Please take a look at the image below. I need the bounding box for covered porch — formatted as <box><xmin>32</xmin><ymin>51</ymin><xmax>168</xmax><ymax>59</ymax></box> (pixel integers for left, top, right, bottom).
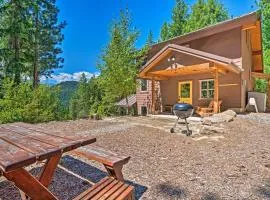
<box><xmin>139</xmin><ymin>44</ymin><xmax>242</xmax><ymax>115</ymax></box>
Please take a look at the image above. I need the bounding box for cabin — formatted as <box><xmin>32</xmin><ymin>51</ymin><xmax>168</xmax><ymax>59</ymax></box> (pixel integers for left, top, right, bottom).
<box><xmin>136</xmin><ymin>11</ymin><xmax>269</xmax><ymax>116</ymax></box>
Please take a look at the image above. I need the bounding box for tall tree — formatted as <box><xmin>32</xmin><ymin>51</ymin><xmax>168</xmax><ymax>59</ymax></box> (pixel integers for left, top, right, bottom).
<box><xmin>185</xmin><ymin>0</ymin><xmax>229</xmax><ymax>33</ymax></box>
<box><xmin>170</xmin><ymin>0</ymin><xmax>188</xmax><ymax>37</ymax></box>
<box><xmin>160</xmin><ymin>22</ymin><xmax>171</xmax><ymax>41</ymax></box>
<box><xmin>258</xmin><ymin>0</ymin><xmax>270</xmax><ymax>73</ymax></box>
<box><xmin>98</xmin><ymin>9</ymin><xmax>144</xmax><ymax>114</ymax></box>
<box><xmin>0</xmin><ymin>0</ymin><xmax>32</xmax><ymax>84</ymax></box>
<box><xmin>29</xmin><ymin>0</ymin><xmax>66</xmax><ymax>88</ymax></box>
<box><xmin>146</xmin><ymin>30</ymin><xmax>154</xmax><ymax>46</ymax></box>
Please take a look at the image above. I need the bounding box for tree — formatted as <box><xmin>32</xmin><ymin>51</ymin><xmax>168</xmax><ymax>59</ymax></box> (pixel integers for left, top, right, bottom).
<box><xmin>98</xmin><ymin>9</ymin><xmax>144</xmax><ymax>114</ymax></box>
<box><xmin>0</xmin><ymin>0</ymin><xmax>32</xmax><ymax>84</ymax></box>
<box><xmin>69</xmin><ymin>73</ymin><xmax>89</xmax><ymax>119</ymax></box>
<box><xmin>170</xmin><ymin>0</ymin><xmax>188</xmax><ymax>37</ymax></box>
<box><xmin>160</xmin><ymin>22</ymin><xmax>171</xmax><ymax>41</ymax></box>
<box><xmin>29</xmin><ymin>0</ymin><xmax>66</xmax><ymax>88</ymax></box>
<box><xmin>259</xmin><ymin>0</ymin><xmax>270</xmax><ymax>73</ymax></box>
<box><xmin>146</xmin><ymin>30</ymin><xmax>154</xmax><ymax>46</ymax></box>
<box><xmin>185</xmin><ymin>0</ymin><xmax>229</xmax><ymax>33</ymax></box>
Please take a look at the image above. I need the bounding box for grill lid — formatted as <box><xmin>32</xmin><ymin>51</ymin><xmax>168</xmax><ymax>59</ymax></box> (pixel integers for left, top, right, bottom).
<box><xmin>173</xmin><ymin>103</ymin><xmax>193</xmax><ymax>111</ymax></box>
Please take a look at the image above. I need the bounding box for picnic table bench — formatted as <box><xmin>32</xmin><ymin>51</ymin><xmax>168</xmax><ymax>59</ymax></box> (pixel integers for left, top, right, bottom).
<box><xmin>72</xmin><ymin>145</ymin><xmax>130</xmax><ymax>181</ymax></box>
<box><xmin>0</xmin><ymin>123</ymin><xmax>134</xmax><ymax>200</ymax></box>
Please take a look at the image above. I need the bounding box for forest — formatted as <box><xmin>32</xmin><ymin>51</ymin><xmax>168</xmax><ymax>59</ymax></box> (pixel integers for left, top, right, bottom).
<box><xmin>0</xmin><ymin>0</ymin><xmax>269</xmax><ymax>124</ymax></box>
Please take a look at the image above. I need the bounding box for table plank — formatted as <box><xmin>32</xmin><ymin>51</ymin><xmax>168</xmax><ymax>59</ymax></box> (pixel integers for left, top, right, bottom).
<box><xmin>14</xmin><ymin>123</ymin><xmax>94</xmax><ymax>146</ymax></box>
<box><xmin>0</xmin><ymin>138</ymin><xmax>36</xmax><ymax>172</ymax></box>
<box><xmin>0</xmin><ymin>127</ymin><xmax>61</xmax><ymax>160</ymax></box>
<box><xmin>2</xmin><ymin>125</ymin><xmax>81</xmax><ymax>152</ymax></box>
<box><xmin>0</xmin><ymin>123</ymin><xmax>96</xmax><ymax>172</ymax></box>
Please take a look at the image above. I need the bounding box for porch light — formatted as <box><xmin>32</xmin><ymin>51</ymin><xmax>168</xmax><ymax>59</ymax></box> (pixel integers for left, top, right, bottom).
<box><xmin>168</xmin><ymin>55</ymin><xmax>176</xmax><ymax>62</ymax></box>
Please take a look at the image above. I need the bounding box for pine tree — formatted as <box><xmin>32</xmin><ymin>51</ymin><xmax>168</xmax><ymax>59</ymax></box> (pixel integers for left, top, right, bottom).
<box><xmin>160</xmin><ymin>22</ymin><xmax>171</xmax><ymax>41</ymax></box>
<box><xmin>185</xmin><ymin>0</ymin><xmax>229</xmax><ymax>33</ymax></box>
<box><xmin>29</xmin><ymin>0</ymin><xmax>66</xmax><ymax>88</ymax></box>
<box><xmin>259</xmin><ymin>0</ymin><xmax>270</xmax><ymax>73</ymax></box>
<box><xmin>170</xmin><ymin>0</ymin><xmax>188</xmax><ymax>37</ymax></box>
<box><xmin>146</xmin><ymin>30</ymin><xmax>154</xmax><ymax>46</ymax></box>
<box><xmin>98</xmin><ymin>9</ymin><xmax>143</xmax><ymax>114</ymax></box>
<box><xmin>0</xmin><ymin>0</ymin><xmax>32</xmax><ymax>84</ymax></box>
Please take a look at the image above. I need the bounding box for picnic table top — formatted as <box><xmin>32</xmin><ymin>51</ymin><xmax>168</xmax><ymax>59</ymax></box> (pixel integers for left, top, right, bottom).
<box><xmin>0</xmin><ymin>122</ymin><xmax>96</xmax><ymax>173</ymax></box>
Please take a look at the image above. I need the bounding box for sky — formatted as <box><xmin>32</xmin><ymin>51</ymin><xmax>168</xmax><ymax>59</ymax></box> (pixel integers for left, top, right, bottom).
<box><xmin>44</xmin><ymin>0</ymin><xmax>257</xmax><ymax>84</ymax></box>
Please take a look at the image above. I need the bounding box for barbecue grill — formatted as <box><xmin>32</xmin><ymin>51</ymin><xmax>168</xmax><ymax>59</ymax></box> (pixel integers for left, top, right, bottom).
<box><xmin>170</xmin><ymin>103</ymin><xmax>194</xmax><ymax>136</ymax></box>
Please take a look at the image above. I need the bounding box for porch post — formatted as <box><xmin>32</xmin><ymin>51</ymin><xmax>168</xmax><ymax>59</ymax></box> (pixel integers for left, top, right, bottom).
<box><xmin>151</xmin><ymin>79</ymin><xmax>156</xmax><ymax>114</ymax></box>
<box><xmin>213</xmin><ymin>68</ymin><xmax>219</xmax><ymax>113</ymax></box>
<box><xmin>266</xmin><ymin>79</ymin><xmax>270</xmax><ymax>109</ymax></box>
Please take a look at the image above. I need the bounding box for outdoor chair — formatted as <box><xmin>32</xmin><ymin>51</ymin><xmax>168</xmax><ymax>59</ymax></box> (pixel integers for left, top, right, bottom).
<box><xmin>196</xmin><ymin>100</ymin><xmax>223</xmax><ymax>117</ymax></box>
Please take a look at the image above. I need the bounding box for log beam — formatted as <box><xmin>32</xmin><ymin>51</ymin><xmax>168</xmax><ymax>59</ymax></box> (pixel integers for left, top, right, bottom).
<box><xmin>151</xmin><ymin>79</ymin><xmax>156</xmax><ymax>114</ymax></box>
<box><xmin>213</xmin><ymin>68</ymin><xmax>219</xmax><ymax>113</ymax></box>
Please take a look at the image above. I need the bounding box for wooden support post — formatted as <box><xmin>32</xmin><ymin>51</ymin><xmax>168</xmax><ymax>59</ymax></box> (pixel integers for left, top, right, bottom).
<box><xmin>151</xmin><ymin>79</ymin><xmax>156</xmax><ymax>114</ymax></box>
<box><xmin>213</xmin><ymin>68</ymin><xmax>219</xmax><ymax>113</ymax></box>
<box><xmin>267</xmin><ymin>79</ymin><xmax>270</xmax><ymax>109</ymax></box>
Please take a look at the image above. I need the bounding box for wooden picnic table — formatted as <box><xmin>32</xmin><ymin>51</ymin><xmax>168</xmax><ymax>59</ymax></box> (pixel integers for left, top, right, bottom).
<box><xmin>0</xmin><ymin>122</ymin><xmax>96</xmax><ymax>200</ymax></box>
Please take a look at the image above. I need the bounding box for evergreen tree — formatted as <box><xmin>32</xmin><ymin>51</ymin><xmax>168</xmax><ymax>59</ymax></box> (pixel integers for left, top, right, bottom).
<box><xmin>69</xmin><ymin>73</ymin><xmax>89</xmax><ymax>119</ymax></box>
<box><xmin>170</xmin><ymin>0</ymin><xmax>188</xmax><ymax>37</ymax></box>
<box><xmin>29</xmin><ymin>0</ymin><xmax>66</xmax><ymax>88</ymax></box>
<box><xmin>98</xmin><ymin>9</ymin><xmax>144</xmax><ymax>114</ymax></box>
<box><xmin>146</xmin><ymin>30</ymin><xmax>154</xmax><ymax>46</ymax></box>
<box><xmin>160</xmin><ymin>22</ymin><xmax>171</xmax><ymax>41</ymax></box>
<box><xmin>185</xmin><ymin>0</ymin><xmax>229</xmax><ymax>33</ymax></box>
<box><xmin>0</xmin><ymin>0</ymin><xmax>32</xmax><ymax>84</ymax></box>
<box><xmin>259</xmin><ymin>0</ymin><xmax>270</xmax><ymax>73</ymax></box>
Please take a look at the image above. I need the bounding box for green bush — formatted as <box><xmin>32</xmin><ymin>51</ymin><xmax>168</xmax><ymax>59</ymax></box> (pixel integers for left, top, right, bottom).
<box><xmin>0</xmin><ymin>79</ymin><xmax>67</xmax><ymax>124</ymax></box>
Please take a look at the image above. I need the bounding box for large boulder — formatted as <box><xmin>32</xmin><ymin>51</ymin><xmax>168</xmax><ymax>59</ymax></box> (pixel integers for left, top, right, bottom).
<box><xmin>202</xmin><ymin>110</ymin><xmax>237</xmax><ymax>124</ymax></box>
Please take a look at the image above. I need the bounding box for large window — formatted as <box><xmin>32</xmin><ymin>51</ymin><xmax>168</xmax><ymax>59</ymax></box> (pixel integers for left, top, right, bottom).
<box><xmin>200</xmin><ymin>79</ymin><xmax>214</xmax><ymax>99</ymax></box>
<box><xmin>141</xmin><ymin>79</ymin><xmax>148</xmax><ymax>91</ymax></box>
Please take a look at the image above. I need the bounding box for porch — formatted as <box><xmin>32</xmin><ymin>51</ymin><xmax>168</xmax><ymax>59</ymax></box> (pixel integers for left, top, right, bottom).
<box><xmin>139</xmin><ymin>44</ymin><xmax>242</xmax><ymax>115</ymax></box>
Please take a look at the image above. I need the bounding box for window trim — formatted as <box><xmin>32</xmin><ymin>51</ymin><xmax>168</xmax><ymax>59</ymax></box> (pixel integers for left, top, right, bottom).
<box><xmin>199</xmin><ymin>79</ymin><xmax>215</xmax><ymax>99</ymax></box>
<box><xmin>140</xmin><ymin>79</ymin><xmax>148</xmax><ymax>92</ymax></box>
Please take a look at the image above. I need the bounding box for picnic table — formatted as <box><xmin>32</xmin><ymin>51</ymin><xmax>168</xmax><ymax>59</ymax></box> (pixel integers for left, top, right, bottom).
<box><xmin>0</xmin><ymin>122</ymin><xmax>96</xmax><ymax>200</ymax></box>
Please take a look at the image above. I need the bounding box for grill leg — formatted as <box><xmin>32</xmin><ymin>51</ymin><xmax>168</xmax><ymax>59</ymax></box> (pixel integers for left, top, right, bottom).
<box><xmin>170</xmin><ymin>116</ymin><xmax>180</xmax><ymax>133</ymax></box>
<box><xmin>184</xmin><ymin>118</ymin><xmax>192</xmax><ymax>136</ymax></box>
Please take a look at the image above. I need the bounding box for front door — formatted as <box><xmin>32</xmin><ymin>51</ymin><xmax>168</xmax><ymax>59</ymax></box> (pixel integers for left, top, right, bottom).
<box><xmin>178</xmin><ymin>81</ymin><xmax>192</xmax><ymax>104</ymax></box>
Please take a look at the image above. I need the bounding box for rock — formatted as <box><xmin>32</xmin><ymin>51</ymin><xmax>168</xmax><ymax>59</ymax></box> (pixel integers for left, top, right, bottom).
<box><xmin>203</xmin><ymin>110</ymin><xmax>237</xmax><ymax>124</ymax></box>
<box><xmin>199</xmin><ymin>125</ymin><xmax>225</xmax><ymax>135</ymax></box>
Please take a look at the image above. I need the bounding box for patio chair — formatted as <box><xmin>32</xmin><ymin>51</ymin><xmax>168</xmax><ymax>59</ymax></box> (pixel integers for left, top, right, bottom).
<box><xmin>196</xmin><ymin>100</ymin><xmax>223</xmax><ymax>117</ymax></box>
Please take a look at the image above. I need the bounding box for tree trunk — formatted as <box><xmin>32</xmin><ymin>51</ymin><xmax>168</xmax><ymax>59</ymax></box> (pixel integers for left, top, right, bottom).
<box><xmin>14</xmin><ymin>36</ymin><xmax>21</xmax><ymax>85</ymax></box>
<box><xmin>33</xmin><ymin>10</ymin><xmax>39</xmax><ymax>88</ymax></box>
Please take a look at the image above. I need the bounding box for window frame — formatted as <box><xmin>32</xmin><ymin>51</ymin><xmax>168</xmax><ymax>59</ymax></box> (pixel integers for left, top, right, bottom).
<box><xmin>140</xmin><ymin>79</ymin><xmax>148</xmax><ymax>92</ymax></box>
<box><xmin>199</xmin><ymin>79</ymin><xmax>215</xmax><ymax>99</ymax></box>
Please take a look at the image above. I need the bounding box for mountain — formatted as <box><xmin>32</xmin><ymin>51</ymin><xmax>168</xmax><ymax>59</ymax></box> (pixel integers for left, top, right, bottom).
<box><xmin>55</xmin><ymin>81</ymin><xmax>79</xmax><ymax>106</ymax></box>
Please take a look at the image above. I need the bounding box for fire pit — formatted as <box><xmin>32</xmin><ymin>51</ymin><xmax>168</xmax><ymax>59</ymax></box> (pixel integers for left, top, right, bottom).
<box><xmin>170</xmin><ymin>103</ymin><xmax>194</xmax><ymax>136</ymax></box>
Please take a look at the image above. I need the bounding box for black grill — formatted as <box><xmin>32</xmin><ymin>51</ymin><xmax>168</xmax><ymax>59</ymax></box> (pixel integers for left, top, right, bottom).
<box><xmin>170</xmin><ymin>103</ymin><xmax>194</xmax><ymax>136</ymax></box>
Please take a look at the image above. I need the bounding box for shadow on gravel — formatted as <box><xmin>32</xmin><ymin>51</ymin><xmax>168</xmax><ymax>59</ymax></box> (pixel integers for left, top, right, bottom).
<box><xmin>61</xmin><ymin>155</ymin><xmax>148</xmax><ymax>199</ymax></box>
<box><xmin>155</xmin><ymin>183</ymin><xmax>187</xmax><ymax>199</ymax></box>
<box><xmin>256</xmin><ymin>179</ymin><xmax>270</xmax><ymax>199</ymax></box>
<box><xmin>0</xmin><ymin>155</ymin><xmax>147</xmax><ymax>200</ymax></box>
<box><xmin>201</xmin><ymin>192</ymin><xmax>221</xmax><ymax>200</ymax></box>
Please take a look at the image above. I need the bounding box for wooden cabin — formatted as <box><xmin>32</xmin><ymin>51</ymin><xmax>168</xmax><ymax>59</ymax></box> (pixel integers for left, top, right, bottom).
<box><xmin>136</xmin><ymin>11</ymin><xmax>268</xmax><ymax>115</ymax></box>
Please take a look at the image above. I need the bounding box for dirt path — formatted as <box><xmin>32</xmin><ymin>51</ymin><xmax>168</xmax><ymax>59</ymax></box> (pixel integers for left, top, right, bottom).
<box><xmin>0</xmin><ymin>116</ymin><xmax>269</xmax><ymax>199</ymax></box>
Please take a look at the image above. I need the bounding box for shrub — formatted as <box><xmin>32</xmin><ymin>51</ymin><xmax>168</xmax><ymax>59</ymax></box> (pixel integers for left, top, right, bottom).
<box><xmin>0</xmin><ymin>79</ymin><xmax>67</xmax><ymax>124</ymax></box>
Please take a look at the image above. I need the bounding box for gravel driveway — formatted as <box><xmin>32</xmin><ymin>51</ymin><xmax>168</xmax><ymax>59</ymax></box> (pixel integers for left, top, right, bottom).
<box><xmin>0</xmin><ymin>115</ymin><xmax>270</xmax><ymax>200</ymax></box>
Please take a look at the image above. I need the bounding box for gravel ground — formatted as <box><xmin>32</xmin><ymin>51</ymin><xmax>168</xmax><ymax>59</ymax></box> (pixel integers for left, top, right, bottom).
<box><xmin>0</xmin><ymin>115</ymin><xmax>270</xmax><ymax>200</ymax></box>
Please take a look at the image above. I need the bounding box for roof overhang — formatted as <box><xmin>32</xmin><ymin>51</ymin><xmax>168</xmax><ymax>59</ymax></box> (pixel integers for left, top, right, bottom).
<box><xmin>139</xmin><ymin>44</ymin><xmax>242</xmax><ymax>79</ymax></box>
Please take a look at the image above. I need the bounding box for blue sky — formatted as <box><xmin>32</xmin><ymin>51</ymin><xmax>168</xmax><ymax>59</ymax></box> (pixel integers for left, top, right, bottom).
<box><xmin>45</xmin><ymin>0</ymin><xmax>257</xmax><ymax>84</ymax></box>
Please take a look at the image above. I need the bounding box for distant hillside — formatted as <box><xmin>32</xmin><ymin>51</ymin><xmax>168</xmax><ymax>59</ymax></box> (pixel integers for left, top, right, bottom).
<box><xmin>55</xmin><ymin>81</ymin><xmax>79</xmax><ymax>106</ymax></box>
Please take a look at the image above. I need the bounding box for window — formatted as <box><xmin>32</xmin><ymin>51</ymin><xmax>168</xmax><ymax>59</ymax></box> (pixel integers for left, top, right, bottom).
<box><xmin>200</xmin><ymin>79</ymin><xmax>214</xmax><ymax>99</ymax></box>
<box><xmin>141</xmin><ymin>79</ymin><xmax>148</xmax><ymax>91</ymax></box>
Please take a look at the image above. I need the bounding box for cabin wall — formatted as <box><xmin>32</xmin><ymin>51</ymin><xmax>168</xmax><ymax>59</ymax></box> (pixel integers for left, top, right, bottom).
<box><xmin>148</xmin><ymin>27</ymin><xmax>242</xmax><ymax>62</ymax></box>
<box><xmin>159</xmin><ymin>72</ymin><xmax>242</xmax><ymax>111</ymax></box>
